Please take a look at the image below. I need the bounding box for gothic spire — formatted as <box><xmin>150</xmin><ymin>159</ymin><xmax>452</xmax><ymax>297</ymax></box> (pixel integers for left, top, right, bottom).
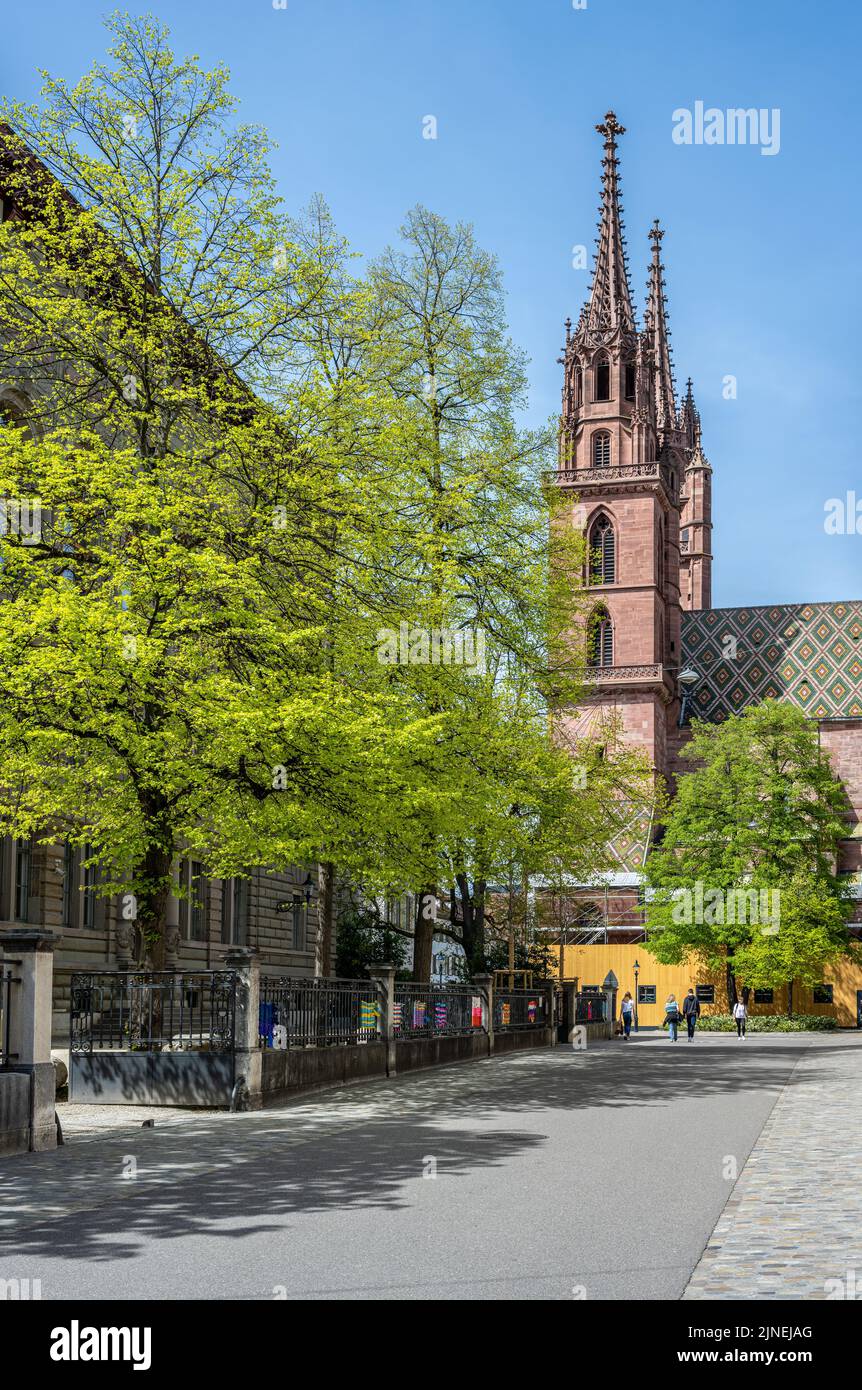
<box><xmin>582</xmin><ymin>112</ymin><xmax>636</xmax><ymax>338</ymax></box>
<box><xmin>679</xmin><ymin>377</ymin><xmax>701</xmax><ymax>451</ymax></box>
<box><xmin>646</xmin><ymin>220</ymin><xmax>677</xmax><ymax>436</ymax></box>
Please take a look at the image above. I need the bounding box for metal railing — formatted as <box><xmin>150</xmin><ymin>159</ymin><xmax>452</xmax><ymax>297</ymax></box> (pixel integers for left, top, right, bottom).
<box><xmin>0</xmin><ymin>965</ymin><xmax>14</xmax><ymax>1066</ymax></box>
<box><xmin>575</xmin><ymin>992</ymin><xmax>608</xmax><ymax>1024</ymax></box>
<box><xmin>393</xmin><ymin>984</ymin><xmax>483</xmax><ymax>1038</ymax></box>
<box><xmin>259</xmin><ymin>976</ymin><xmax>381</xmax><ymax>1048</ymax></box>
<box><xmin>70</xmin><ymin>971</ymin><xmax>237</xmax><ymax>1054</ymax></box>
<box><xmin>494</xmin><ymin>988</ymin><xmax>550</xmax><ymax>1032</ymax></box>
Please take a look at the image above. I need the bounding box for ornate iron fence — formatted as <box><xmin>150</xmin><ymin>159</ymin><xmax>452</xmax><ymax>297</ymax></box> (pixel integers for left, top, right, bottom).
<box><xmin>259</xmin><ymin>976</ymin><xmax>381</xmax><ymax>1048</ymax></box>
<box><xmin>0</xmin><ymin>965</ymin><xmax>14</xmax><ymax>1065</ymax></box>
<box><xmin>393</xmin><ymin>984</ymin><xmax>483</xmax><ymax>1038</ymax></box>
<box><xmin>70</xmin><ymin>971</ymin><xmax>237</xmax><ymax>1053</ymax></box>
<box><xmin>494</xmin><ymin>988</ymin><xmax>551</xmax><ymax>1032</ymax></box>
<box><xmin>575</xmin><ymin>992</ymin><xmax>608</xmax><ymax>1024</ymax></box>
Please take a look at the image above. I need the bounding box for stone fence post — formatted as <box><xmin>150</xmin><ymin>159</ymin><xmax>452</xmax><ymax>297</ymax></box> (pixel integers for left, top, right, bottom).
<box><xmin>473</xmin><ymin>973</ymin><xmax>494</xmax><ymax>1055</ymax></box>
<box><xmin>368</xmin><ymin>963</ymin><xmax>396</xmax><ymax>1076</ymax></box>
<box><xmin>0</xmin><ymin>928</ymin><xmax>60</xmax><ymax>1151</ymax></box>
<box><xmin>225</xmin><ymin>946</ymin><xmax>262</xmax><ymax>1111</ymax></box>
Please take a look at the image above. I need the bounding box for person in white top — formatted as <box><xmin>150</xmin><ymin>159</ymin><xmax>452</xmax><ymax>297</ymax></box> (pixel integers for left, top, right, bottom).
<box><xmin>733</xmin><ymin>999</ymin><xmax>748</xmax><ymax>1038</ymax></box>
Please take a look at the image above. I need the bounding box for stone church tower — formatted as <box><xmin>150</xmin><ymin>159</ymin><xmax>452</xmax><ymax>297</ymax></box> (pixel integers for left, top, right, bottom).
<box><xmin>558</xmin><ymin>112</ymin><xmax>712</xmax><ymax>775</ymax></box>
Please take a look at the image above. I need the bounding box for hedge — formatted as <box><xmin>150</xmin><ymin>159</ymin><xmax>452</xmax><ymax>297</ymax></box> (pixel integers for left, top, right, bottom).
<box><xmin>695</xmin><ymin>1013</ymin><xmax>838</xmax><ymax>1033</ymax></box>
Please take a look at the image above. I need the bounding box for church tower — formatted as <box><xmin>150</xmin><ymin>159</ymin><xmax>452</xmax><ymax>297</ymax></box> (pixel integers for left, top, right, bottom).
<box><xmin>558</xmin><ymin>112</ymin><xmax>697</xmax><ymax>776</ymax></box>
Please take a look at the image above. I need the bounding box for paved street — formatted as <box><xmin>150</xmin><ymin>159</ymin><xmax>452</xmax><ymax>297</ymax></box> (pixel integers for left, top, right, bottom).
<box><xmin>0</xmin><ymin>1032</ymin><xmax>853</xmax><ymax>1300</ymax></box>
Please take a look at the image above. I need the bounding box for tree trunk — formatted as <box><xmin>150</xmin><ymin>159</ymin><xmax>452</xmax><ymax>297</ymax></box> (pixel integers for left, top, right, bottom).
<box><xmin>787</xmin><ymin>980</ymin><xmax>794</xmax><ymax>1018</ymax></box>
<box><xmin>725</xmin><ymin>953</ymin><xmax>738</xmax><ymax>1012</ymax></box>
<box><xmin>454</xmin><ymin>874</ymin><xmax>487</xmax><ymax>975</ymax></box>
<box><xmin>412</xmin><ymin>887</ymin><xmax>436</xmax><ymax>982</ymax></box>
<box><xmin>133</xmin><ymin>844</ymin><xmax>174</xmax><ymax>969</ymax></box>
<box><xmin>317</xmin><ymin>861</ymin><xmax>335</xmax><ymax>977</ymax></box>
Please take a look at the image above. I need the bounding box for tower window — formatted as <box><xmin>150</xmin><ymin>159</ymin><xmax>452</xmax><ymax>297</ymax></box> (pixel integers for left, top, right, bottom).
<box><xmin>624</xmin><ymin>362</ymin><xmax>636</xmax><ymax>400</ymax></box>
<box><xmin>589</xmin><ymin>513</ymin><xmax>615</xmax><ymax>585</ymax></box>
<box><xmin>588</xmin><ymin>606</ymin><xmax>614</xmax><ymax>668</ymax></box>
<box><xmin>594</xmin><ymin>356</ymin><xmax>611</xmax><ymax>402</ymax></box>
<box><xmin>592</xmin><ymin>432</ymin><xmax>611</xmax><ymax>468</ymax></box>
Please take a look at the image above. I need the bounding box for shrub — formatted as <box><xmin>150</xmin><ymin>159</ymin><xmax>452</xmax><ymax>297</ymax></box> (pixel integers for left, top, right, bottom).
<box><xmin>697</xmin><ymin>1013</ymin><xmax>837</xmax><ymax>1033</ymax></box>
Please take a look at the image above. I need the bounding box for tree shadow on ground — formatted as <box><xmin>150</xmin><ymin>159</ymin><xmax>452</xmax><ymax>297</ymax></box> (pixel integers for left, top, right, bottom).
<box><xmin>0</xmin><ymin>1034</ymin><xmax>852</xmax><ymax>1266</ymax></box>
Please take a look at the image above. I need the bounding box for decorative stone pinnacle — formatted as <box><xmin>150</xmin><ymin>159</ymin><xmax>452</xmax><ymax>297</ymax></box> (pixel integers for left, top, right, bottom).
<box><xmin>649</xmin><ymin>219</ymin><xmax>665</xmax><ymax>245</ymax></box>
<box><xmin>596</xmin><ymin>111</ymin><xmax>626</xmax><ymax>142</ymax></box>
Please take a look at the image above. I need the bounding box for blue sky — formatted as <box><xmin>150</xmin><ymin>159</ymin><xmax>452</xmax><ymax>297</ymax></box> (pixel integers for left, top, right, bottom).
<box><xmin>3</xmin><ymin>0</ymin><xmax>861</xmax><ymax>607</ymax></box>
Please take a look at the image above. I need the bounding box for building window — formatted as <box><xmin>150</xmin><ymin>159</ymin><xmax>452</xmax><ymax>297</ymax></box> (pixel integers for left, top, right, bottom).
<box><xmin>179</xmin><ymin>860</ymin><xmax>208</xmax><ymax>942</ymax></box>
<box><xmin>588</xmin><ymin>605</ymin><xmax>613</xmax><ymax>667</ymax></box>
<box><xmin>221</xmin><ymin>877</ymin><xmax>249</xmax><ymax>946</ymax></box>
<box><xmin>589</xmin><ymin>513</ymin><xmax>615</xmax><ymax>585</ymax></box>
<box><xmin>291</xmin><ymin>894</ymin><xmax>304</xmax><ymax>950</ymax></box>
<box><xmin>624</xmin><ymin>362</ymin><xmax>636</xmax><ymax>400</ymax></box>
<box><xmin>753</xmin><ymin>989</ymin><xmax>774</xmax><ymax>1004</ymax></box>
<box><xmin>638</xmin><ymin>985</ymin><xmax>657</xmax><ymax>1004</ymax></box>
<box><xmin>82</xmin><ymin>845</ymin><xmax>98</xmax><ymax>929</ymax></box>
<box><xmin>695</xmin><ymin>985</ymin><xmax>715</xmax><ymax>1003</ymax></box>
<box><xmin>62</xmin><ymin>842</ymin><xmax>78</xmax><ymax>929</ymax></box>
<box><xmin>592</xmin><ymin>431</ymin><xmax>611</xmax><ymax>468</ymax></box>
<box><xmin>594</xmin><ymin>356</ymin><xmax>611</xmax><ymax>402</ymax></box>
<box><xmin>813</xmin><ymin>984</ymin><xmax>833</xmax><ymax>1004</ymax></box>
<box><xmin>14</xmin><ymin>839</ymin><xmax>31</xmax><ymax>923</ymax></box>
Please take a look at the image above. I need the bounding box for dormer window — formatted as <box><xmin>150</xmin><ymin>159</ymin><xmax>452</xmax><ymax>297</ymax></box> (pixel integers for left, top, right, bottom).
<box><xmin>594</xmin><ymin>355</ymin><xmax>611</xmax><ymax>402</ymax></box>
<box><xmin>592</xmin><ymin>431</ymin><xmax>611</xmax><ymax>468</ymax></box>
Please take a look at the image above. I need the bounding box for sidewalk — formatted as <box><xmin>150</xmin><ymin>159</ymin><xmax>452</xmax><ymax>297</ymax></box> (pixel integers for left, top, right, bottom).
<box><xmin>683</xmin><ymin>1032</ymin><xmax>862</xmax><ymax>1299</ymax></box>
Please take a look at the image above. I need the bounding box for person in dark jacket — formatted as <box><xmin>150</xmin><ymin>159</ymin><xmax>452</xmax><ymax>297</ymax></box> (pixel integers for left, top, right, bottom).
<box><xmin>682</xmin><ymin>988</ymin><xmax>701</xmax><ymax>1041</ymax></box>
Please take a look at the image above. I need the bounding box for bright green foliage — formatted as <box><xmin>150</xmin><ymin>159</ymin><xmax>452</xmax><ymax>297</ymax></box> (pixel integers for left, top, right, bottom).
<box><xmin>0</xmin><ymin>14</ymin><xmax>653</xmax><ymax>975</ymax></box>
<box><xmin>645</xmin><ymin>701</ymin><xmax>855</xmax><ymax>1002</ymax></box>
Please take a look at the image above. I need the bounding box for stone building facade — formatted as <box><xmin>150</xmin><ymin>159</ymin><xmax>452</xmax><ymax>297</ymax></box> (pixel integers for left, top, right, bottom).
<box><xmin>556</xmin><ymin>112</ymin><xmax>862</xmax><ymax>951</ymax></box>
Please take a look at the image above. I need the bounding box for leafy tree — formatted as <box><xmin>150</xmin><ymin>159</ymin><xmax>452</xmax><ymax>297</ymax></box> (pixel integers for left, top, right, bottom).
<box><xmin>0</xmin><ymin>16</ymin><xmax>420</xmax><ymax>965</ymax></box>
<box><xmin>333</xmin><ymin>899</ymin><xmax>408</xmax><ymax>981</ymax></box>
<box><xmin>645</xmin><ymin>701</ymin><xmax>855</xmax><ymax>1010</ymax></box>
<box><xmin>364</xmin><ymin>207</ymin><xmax>591</xmax><ymax>977</ymax></box>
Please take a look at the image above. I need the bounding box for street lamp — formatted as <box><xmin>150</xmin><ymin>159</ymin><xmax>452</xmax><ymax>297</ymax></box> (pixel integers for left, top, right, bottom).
<box><xmin>677</xmin><ymin>667</ymin><xmax>699</xmax><ymax>728</ymax></box>
<box><xmin>633</xmin><ymin>958</ymin><xmax>640</xmax><ymax>1033</ymax></box>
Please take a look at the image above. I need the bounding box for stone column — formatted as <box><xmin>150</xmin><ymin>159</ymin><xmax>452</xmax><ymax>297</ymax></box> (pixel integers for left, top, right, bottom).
<box><xmin>368</xmin><ymin>962</ymin><xmax>395</xmax><ymax>1076</ymax></box>
<box><xmin>561</xmin><ymin>979</ymin><xmax>581</xmax><ymax>1045</ymax></box>
<box><xmin>224</xmin><ymin>946</ymin><xmax>262</xmax><ymax>1111</ymax></box>
<box><xmin>0</xmin><ymin>928</ymin><xmax>60</xmax><ymax>1152</ymax></box>
<box><xmin>473</xmin><ymin>973</ymin><xmax>494</xmax><ymax>1055</ymax></box>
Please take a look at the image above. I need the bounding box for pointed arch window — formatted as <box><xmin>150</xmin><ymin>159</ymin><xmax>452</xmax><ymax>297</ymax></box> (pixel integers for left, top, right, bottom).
<box><xmin>588</xmin><ymin>605</ymin><xmax>614</xmax><ymax>668</ymax></box>
<box><xmin>592</xmin><ymin>432</ymin><xmax>611</xmax><ymax>469</ymax></box>
<box><xmin>594</xmin><ymin>355</ymin><xmax>611</xmax><ymax>402</ymax></box>
<box><xmin>589</xmin><ymin>513</ymin><xmax>615</xmax><ymax>585</ymax></box>
<box><xmin>624</xmin><ymin>361</ymin><xmax>636</xmax><ymax>400</ymax></box>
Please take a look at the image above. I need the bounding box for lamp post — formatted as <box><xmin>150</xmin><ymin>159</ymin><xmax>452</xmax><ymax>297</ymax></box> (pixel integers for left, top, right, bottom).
<box><xmin>677</xmin><ymin>667</ymin><xmax>699</xmax><ymax>728</ymax></box>
<box><xmin>633</xmin><ymin>958</ymin><xmax>640</xmax><ymax>1033</ymax></box>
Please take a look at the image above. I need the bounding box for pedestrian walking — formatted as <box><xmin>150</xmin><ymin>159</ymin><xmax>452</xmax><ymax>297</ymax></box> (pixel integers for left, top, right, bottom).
<box><xmin>620</xmin><ymin>991</ymin><xmax>634</xmax><ymax>1039</ymax></box>
<box><xmin>664</xmin><ymin>993</ymin><xmax>681</xmax><ymax>1041</ymax></box>
<box><xmin>733</xmin><ymin>998</ymin><xmax>748</xmax><ymax>1039</ymax></box>
<box><xmin>682</xmin><ymin>988</ymin><xmax>700</xmax><ymax>1041</ymax></box>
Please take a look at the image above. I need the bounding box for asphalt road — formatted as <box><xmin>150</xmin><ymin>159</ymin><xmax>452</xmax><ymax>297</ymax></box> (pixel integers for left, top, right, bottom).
<box><xmin>0</xmin><ymin>1031</ymin><xmax>820</xmax><ymax>1300</ymax></box>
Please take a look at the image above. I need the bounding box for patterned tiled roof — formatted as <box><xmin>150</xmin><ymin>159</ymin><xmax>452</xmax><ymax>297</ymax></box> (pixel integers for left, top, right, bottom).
<box><xmin>682</xmin><ymin>601</ymin><xmax>862</xmax><ymax>721</ymax></box>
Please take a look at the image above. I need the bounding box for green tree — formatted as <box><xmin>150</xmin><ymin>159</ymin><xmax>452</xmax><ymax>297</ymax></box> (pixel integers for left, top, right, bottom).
<box><xmin>645</xmin><ymin>701</ymin><xmax>855</xmax><ymax>1010</ymax></box>
<box><xmin>0</xmin><ymin>16</ymin><xmax>423</xmax><ymax>965</ymax></box>
<box><xmin>365</xmin><ymin>207</ymin><xmax>589</xmax><ymax>977</ymax></box>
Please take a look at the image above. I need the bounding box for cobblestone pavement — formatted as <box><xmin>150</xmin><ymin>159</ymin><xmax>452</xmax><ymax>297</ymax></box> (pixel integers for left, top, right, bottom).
<box><xmin>684</xmin><ymin>1032</ymin><xmax>862</xmax><ymax>1300</ymax></box>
